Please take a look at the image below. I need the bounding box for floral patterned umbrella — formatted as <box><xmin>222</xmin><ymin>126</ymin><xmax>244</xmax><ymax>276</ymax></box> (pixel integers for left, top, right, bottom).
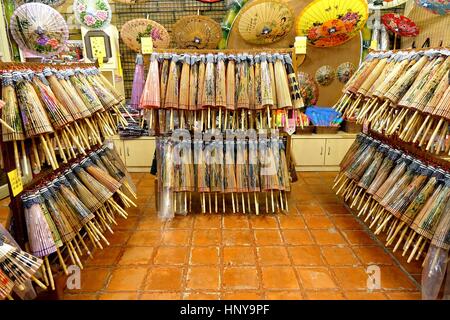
<box><xmin>10</xmin><ymin>3</ymin><xmax>69</xmax><ymax>57</ymax></box>
<box><xmin>336</xmin><ymin>62</ymin><xmax>356</xmax><ymax>84</ymax></box>
<box><xmin>381</xmin><ymin>13</ymin><xmax>420</xmax><ymax>37</ymax></box>
<box><xmin>17</xmin><ymin>0</ymin><xmax>67</xmax><ymax>7</ymax></box>
<box><xmin>297</xmin><ymin>71</ymin><xmax>319</xmax><ymax>106</ymax></box>
<box><xmin>120</xmin><ymin>19</ymin><xmax>170</xmax><ymax>53</ymax></box>
<box><xmin>296</xmin><ymin>0</ymin><xmax>368</xmax><ymax>47</ymax></box>
<box><xmin>415</xmin><ymin>0</ymin><xmax>450</xmax><ymax>15</ymax></box>
<box><xmin>315</xmin><ymin>65</ymin><xmax>335</xmax><ymax>86</ymax></box>
<box><xmin>74</xmin><ymin>0</ymin><xmax>112</xmax><ymax>30</ymax></box>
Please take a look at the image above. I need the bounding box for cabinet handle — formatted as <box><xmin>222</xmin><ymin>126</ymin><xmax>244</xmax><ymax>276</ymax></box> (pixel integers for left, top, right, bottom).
<box><xmin>328</xmin><ymin>147</ymin><xmax>331</xmax><ymax>156</ymax></box>
<box><xmin>127</xmin><ymin>147</ymin><xmax>130</xmax><ymax>157</ymax></box>
<box><xmin>320</xmin><ymin>147</ymin><xmax>323</xmax><ymax>155</ymax></box>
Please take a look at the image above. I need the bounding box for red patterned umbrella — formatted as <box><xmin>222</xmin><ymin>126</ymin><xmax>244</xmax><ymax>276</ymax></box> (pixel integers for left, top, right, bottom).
<box><xmin>381</xmin><ymin>13</ymin><xmax>419</xmax><ymax>37</ymax></box>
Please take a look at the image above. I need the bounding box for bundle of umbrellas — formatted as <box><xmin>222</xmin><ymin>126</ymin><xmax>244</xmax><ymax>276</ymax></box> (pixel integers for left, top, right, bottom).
<box><xmin>18</xmin><ymin>143</ymin><xmax>136</xmax><ymax>291</ymax></box>
<box><xmin>156</xmin><ymin>132</ymin><xmax>290</xmax><ymax>218</ymax></box>
<box><xmin>333</xmin><ymin>133</ymin><xmax>450</xmax><ymax>266</ymax></box>
<box><xmin>0</xmin><ymin>63</ymin><xmax>129</xmax><ymax>179</ymax></box>
<box><xmin>137</xmin><ymin>51</ymin><xmax>305</xmax><ymax>134</ymax></box>
<box><xmin>334</xmin><ymin>48</ymin><xmax>450</xmax><ymax>155</ymax></box>
<box><xmin>1</xmin><ymin>227</ymin><xmax>43</xmax><ymax>300</ymax></box>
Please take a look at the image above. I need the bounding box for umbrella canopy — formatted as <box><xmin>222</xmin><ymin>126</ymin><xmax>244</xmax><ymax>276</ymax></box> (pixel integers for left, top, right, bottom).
<box><xmin>368</xmin><ymin>0</ymin><xmax>409</xmax><ymax>10</ymax></box>
<box><xmin>297</xmin><ymin>71</ymin><xmax>319</xmax><ymax>106</ymax></box>
<box><xmin>315</xmin><ymin>65</ymin><xmax>335</xmax><ymax>86</ymax></box>
<box><xmin>17</xmin><ymin>0</ymin><xmax>67</xmax><ymax>6</ymax></box>
<box><xmin>336</xmin><ymin>62</ymin><xmax>356</xmax><ymax>84</ymax></box>
<box><xmin>120</xmin><ymin>18</ymin><xmax>170</xmax><ymax>52</ymax></box>
<box><xmin>415</xmin><ymin>0</ymin><xmax>450</xmax><ymax>15</ymax></box>
<box><xmin>73</xmin><ymin>0</ymin><xmax>112</xmax><ymax>30</ymax></box>
<box><xmin>10</xmin><ymin>3</ymin><xmax>69</xmax><ymax>57</ymax></box>
<box><xmin>381</xmin><ymin>13</ymin><xmax>420</xmax><ymax>37</ymax></box>
<box><xmin>237</xmin><ymin>0</ymin><xmax>294</xmax><ymax>45</ymax></box>
<box><xmin>172</xmin><ymin>15</ymin><xmax>221</xmax><ymax>49</ymax></box>
<box><xmin>296</xmin><ymin>0</ymin><xmax>368</xmax><ymax>47</ymax></box>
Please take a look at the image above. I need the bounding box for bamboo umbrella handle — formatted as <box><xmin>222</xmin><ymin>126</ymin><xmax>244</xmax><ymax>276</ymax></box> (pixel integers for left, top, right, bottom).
<box><xmin>39</xmin><ymin>135</ymin><xmax>58</xmax><ymax>170</ymax></box>
<box><xmin>31</xmin><ymin>275</ymin><xmax>48</xmax><ymax>290</ymax></box>
<box><xmin>426</xmin><ymin>118</ymin><xmax>444</xmax><ymax>151</ymax></box>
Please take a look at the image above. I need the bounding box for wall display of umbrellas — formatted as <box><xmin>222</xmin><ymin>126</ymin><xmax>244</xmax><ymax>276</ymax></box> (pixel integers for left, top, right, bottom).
<box><xmin>333</xmin><ymin>132</ymin><xmax>449</xmax><ymax>270</ymax></box>
<box><xmin>0</xmin><ymin>62</ymin><xmax>129</xmax><ymax>181</ymax></box>
<box><xmin>157</xmin><ymin>134</ymin><xmax>290</xmax><ymax>219</ymax></box>
<box><xmin>296</xmin><ymin>0</ymin><xmax>368</xmax><ymax>47</ymax></box>
<box><xmin>172</xmin><ymin>15</ymin><xmax>221</xmax><ymax>49</ymax></box>
<box><xmin>9</xmin><ymin>3</ymin><xmax>69</xmax><ymax>57</ymax></box>
<box><xmin>137</xmin><ymin>50</ymin><xmax>305</xmax><ymax>135</ymax></box>
<box><xmin>120</xmin><ymin>19</ymin><xmax>171</xmax><ymax>53</ymax></box>
<box><xmin>334</xmin><ymin>48</ymin><xmax>450</xmax><ymax>156</ymax></box>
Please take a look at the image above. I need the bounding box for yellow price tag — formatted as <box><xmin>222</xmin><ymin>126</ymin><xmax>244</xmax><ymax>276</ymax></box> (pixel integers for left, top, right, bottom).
<box><xmin>7</xmin><ymin>169</ymin><xmax>23</xmax><ymax>197</ymax></box>
<box><xmin>90</xmin><ymin>37</ymin><xmax>106</xmax><ymax>57</ymax></box>
<box><xmin>370</xmin><ymin>39</ymin><xmax>378</xmax><ymax>50</ymax></box>
<box><xmin>97</xmin><ymin>54</ymin><xmax>104</xmax><ymax>68</ymax></box>
<box><xmin>294</xmin><ymin>36</ymin><xmax>307</xmax><ymax>55</ymax></box>
<box><xmin>141</xmin><ymin>37</ymin><xmax>153</xmax><ymax>54</ymax></box>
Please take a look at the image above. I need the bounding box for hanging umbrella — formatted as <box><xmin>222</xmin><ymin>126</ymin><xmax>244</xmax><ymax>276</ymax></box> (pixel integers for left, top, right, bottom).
<box><xmin>315</xmin><ymin>65</ymin><xmax>335</xmax><ymax>86</ymax></box>
<box><xmin>120</xmin><ymin>19</ymin><xmax>170</xmax><ymax>53</ymax></box>
<box><xmin>172</xmin><ymin>15</ymin><xmax>221</xmax><ymax>49</ymax></box>
<box><xmin>415</xmin><ymin>0</ymin><xmax>450</xmax><ymax>15</ymax></box>
<box><xmin>381</xmin><ymin>13</ymin><xmax>420</xmax><ymax>37</ymax></box>
<box><xmin>296</xmin><ymin>0</ymin><xmax>368</xmax><ymax>47</ymax></box>
<box><xmin>237</xmin><ymin>0</ymin><xmax>294</xmax><ymax>45</ymax></box>
<box><xmin>296</xmin><ymin>72</ymin><xmax>319</xmax><ymax>106</ymax></box>
<box><xmin>17</xmin><ymin>0</ymin><xmax>67</xmax><ymax>7</ymax></box>
<box><xmin>336</xmin><ymin>62</ymin><xmax>356</xmax><ymax>84</ymax></box>
<box><xmin>130</xmin><ymin>54</ymin><xmax>145</xmax><ymax>110</ymax></box>
<box><xmin>73</xmin><ymin>0</ymin><xmax>112</xmax><ymax>30</ymax></box>
<box><xmin>10</xmin><ymin>3</ymin><xmax>69</xmax><ymax>57</ymax></box>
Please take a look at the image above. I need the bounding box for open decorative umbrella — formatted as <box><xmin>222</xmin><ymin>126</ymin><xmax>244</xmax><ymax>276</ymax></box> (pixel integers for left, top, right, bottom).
<box><xmin>368</xmin><ymin>0</ymin><xmax>409</xmax><ymax>10</ymax></box>
<box><xmin>315</xmin><ymin>65</ymin><xmax>335</xmax><ymax>86</ymax></box>
<box><xmin>381</xmin><ymin>13</ymin><xmax>419</xmax><ymax>43</ymax></box>
<box><xmin>18</xmin><ymin>0</ymin><xmax>67</xmax><ymax>6</ymax></box>
<box><xmin>415</xmin><ymin>0</ymin><xmax>450</xmax><ymax>15</ymax></box>
<box><xmin>10</xmin><ymin>3</ymin><xmax>69</xmax><ymax>57</ymax></box>
<box><xmin>336</xmin><ymin>62</ymin><xmax>356</xmax><ymax>84</ymax></box>
<box><xmin>296</xmin><ymin>0</ymin><xmax>368</xmax><ymax>47</ymax></box>
<box><xmin>74</xmin><ymin>0</ymin><xmax>112</xmax><ymax>30</ymax></box>
<box><xmin>120</xmin><ymin>19</ymin><xmax>170</xmax><ymax>52</ymax></box>
<box><xmin>237</xmin><ymin>0</ymin><xmax>294</xmax><ymax>45</ymax></box>
<box><xmin>172</xmin><ymin>15</ymin><xmax>221</xmax><ymax>49</ymax></box>
<box><xmin>297</xmin><ymin>71</ymin><xmax>319</xmax><ymax>107</ymax></box>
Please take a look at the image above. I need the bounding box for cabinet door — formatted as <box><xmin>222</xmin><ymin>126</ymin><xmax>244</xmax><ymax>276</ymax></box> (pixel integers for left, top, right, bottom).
<box><xmin>292</xmin><ymin>139</ymin><xmax>326</xmax><ymax>166</ymax></box>
<box><xmin>124</xmin><ymin>139</ymin><xmax>155</xmax><ymax>167</ymax></box>
<box><xmin>112</xmin><ymin>140</ymin><xmax>126</xmax><ymax>163</ymax></box>
<box><xmin>325</xmin><ymin>138</ymin><xmax>355</xmax><ymax>166</ymax></box>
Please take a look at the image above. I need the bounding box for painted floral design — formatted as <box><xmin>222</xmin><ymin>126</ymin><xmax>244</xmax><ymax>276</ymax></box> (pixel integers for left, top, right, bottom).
<box><xmin>137</xmin><ymin>24</ymin><xmax>163</xmax><ymax>43</ymax></box>
<box><xmin>381</xmin><ymin>13</ymin><xmax>419</xmax><ymax>37</ymax></box>
<box><xmin>302</xmin><ymin>10</ymin><xmax>363</xmax><ymax>47</ymax></box>
<box><xmin>297</xmin><ymin>72</ymin><xmax>319</xmax><ymax>106</ymax></box>
<box><xmin>75</xmin><ymin>0</ymin><xmax>111</xmax><ymax>29</ymax></box>
<box><xmin>415</xmin><ymin>0</ymin><xmax>450</xmax><ymax>15</ymax></box>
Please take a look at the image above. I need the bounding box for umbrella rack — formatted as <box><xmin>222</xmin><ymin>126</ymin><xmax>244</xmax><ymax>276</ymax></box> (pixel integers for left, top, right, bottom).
<box><xmin>333</xmin><ymin>129</ymin><xmax>449</xmax><ymax>272</ymax></box>
<box><xmin>333</xmin><ymin>47</ymin><xmax>450</xmax><ymax>156</ymax></box>
<box><xmin>0</xmin><ymin>61</ymin><xmax>136</xmax><ymax>299</ymax></box>
<box><xmin>138</xmin><ymin>48</ymin><xmax>299</xmax><ymax>218</ymax></box>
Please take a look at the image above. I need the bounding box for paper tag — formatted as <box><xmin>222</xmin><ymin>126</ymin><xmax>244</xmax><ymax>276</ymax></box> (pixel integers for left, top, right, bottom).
<box><xmin>141</xmin><ymin>37</ymin><xmax>153</xmax><ymax>54</ymax></box>
<box><xmin>294</xmin><ymin>36</ymin><xmax>307</xmax><ymax>55</ymax></box>
<box><xmin>97</xmin><ymin>54</ymin><xmax>104</xmax><ymax>68</ymax></box>
<box><xmin>7</xmin><ymin>169</ymin><xmax>23</xmax><ymax>197</ymax></box>
<box><xmin>370</xmin><ymin>39</ymin><xmax>378</xmax><ymax>50</ymax></box>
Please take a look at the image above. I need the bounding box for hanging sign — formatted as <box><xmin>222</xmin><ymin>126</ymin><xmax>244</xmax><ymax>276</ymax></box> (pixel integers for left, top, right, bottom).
<box><xmin>141</xmin><ymin>37</ymin><xmax>154</xmax><ymax>54</ymax></box>
<box><xmin>294</xmin><ymin>36</ymin><xmax>307</xmax><ymax>55</ymax></box>
<box><xmin>90</xmin><ymin>36</ymin><xmax>106</xmax><ymax>67</ymax></box>
<box><xmin>7</xmin><ymin>169</ymin><xmax>23</xmax><ymax>197</ymax></box>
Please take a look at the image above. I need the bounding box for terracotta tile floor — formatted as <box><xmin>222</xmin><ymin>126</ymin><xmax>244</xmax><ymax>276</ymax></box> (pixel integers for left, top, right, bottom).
<box><xmin>2</xmin><ymin>172</ymin><xmax>422</xmax><ymax>300</ymax></box>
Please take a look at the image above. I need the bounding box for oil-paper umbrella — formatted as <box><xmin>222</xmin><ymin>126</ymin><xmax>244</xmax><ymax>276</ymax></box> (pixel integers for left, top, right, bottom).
<box><xmin>382</xmin><ymin>13</ymin><xmax>419</xmax><ymax>48</ymax></box>
<box><xmin>415</xmin><ymin>0</ymin><xmax>450</xmax><ymax>15</ymax></box>
<box><xmin>74</xmin><ymin>0</ymin><xmax>112</xmax><ymax>30</ymax></box>
<box><xmin>120</xmin><ymin>19</ymin><xmax>170</xmax><ymax>53</ymax></box>
<box><xmin>10</xmin><ymin>3</ymin><xmax>69</xmax><ymax>57</ymax></box>
<box><xmin>237</xmin><ymin>0</ymin><xmax>294</xmax><ymax>45</ymax></box>
<box><xmin>296</xmin><ymin>0</ymin><xmax>368</xmax><ymax>47</ymax></box>
<box><xmin>172</xmin><ymin>15</ymin><xmax>221</xmax><ymax>49</ymax></box>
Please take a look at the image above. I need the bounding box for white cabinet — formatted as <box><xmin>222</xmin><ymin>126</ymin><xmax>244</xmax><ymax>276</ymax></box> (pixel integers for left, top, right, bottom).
<box><xmin>111</xmin><ymin>136</ymin><xmax>155</xmax><ymax>172</ymax></box>
<box><xmin>292</xmin><ymin>132</ymin><xmax>356</xmax><ymax>171</ymax></box>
